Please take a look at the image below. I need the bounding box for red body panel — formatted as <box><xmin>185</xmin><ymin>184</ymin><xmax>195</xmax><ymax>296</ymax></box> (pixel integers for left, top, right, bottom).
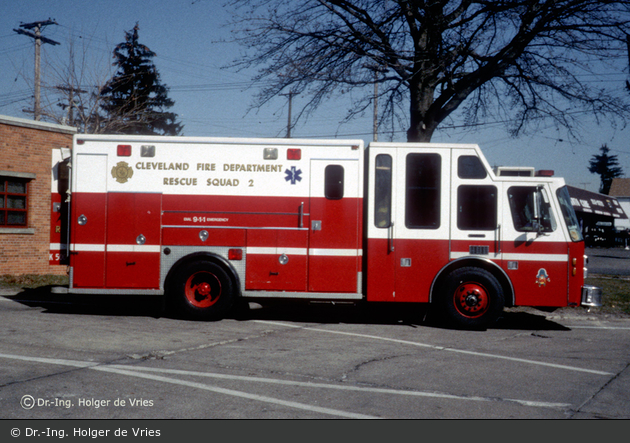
<box><xmin>367</xmin><ymin>238</ymin><xmax>449</xmax><ymax>302</ymax></box>
<box><xmin>70</xmin><ymin>193</ymin><xmax>107</xmax><ymax>288</ymax></box>
<box><xmin>105</xmin><ymin>193</ymin><xmax>162</xmax><ymax>289</ymax></box>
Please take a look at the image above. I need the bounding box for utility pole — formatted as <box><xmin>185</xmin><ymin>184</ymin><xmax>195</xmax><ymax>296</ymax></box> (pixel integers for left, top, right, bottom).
<box><xmin>281</xmin><ymin>91</ymin><xmax>296</xmax><ymax>138</ymax></box>
<box><xmin>14</xmin><ymin>19</ymin><xmax>60</xmax><ymax>121</ymax></box>
<box><xmin>56</xmin><ymin>85</ymin><xmax>87</xmax><ymax>125</ymax></box>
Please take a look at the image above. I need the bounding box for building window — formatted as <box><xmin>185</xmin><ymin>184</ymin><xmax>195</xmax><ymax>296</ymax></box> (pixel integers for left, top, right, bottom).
<box><xmin>0</xmin><ymin>177</ymin><xmax>28</xmax><ymax>227</ymax></box>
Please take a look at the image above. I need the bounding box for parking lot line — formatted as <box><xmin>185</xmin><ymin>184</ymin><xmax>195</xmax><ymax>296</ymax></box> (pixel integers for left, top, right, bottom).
<box><xmin>254</xmin><ymin>320</ymin><xmax>614</xmax><ymax>376</ymax></box>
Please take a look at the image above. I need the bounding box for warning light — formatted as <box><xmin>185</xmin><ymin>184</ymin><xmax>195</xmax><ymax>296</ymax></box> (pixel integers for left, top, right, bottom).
<box><xmin>228</xmin><ymin>249</ymin><xmax>243</xmax><ymax>260</ymax></box>
<box><xmin>117</xmin><ymin>145</ymin><xmax>132</xmax><ymax>156</ymax></box>
<box><xmin>536</xmin><ymin>170</ymin><xmax>554</xmax><ymax>177</ymax></box>
<box><xmin>287</xmin><ymin>149</ymin><xmax>301</xmax><ymax>160</ymax></box>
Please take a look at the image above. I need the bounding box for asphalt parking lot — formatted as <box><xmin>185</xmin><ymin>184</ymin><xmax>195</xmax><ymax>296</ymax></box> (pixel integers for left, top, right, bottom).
<box><xmin>0</xmin><ymin>248</ymin><xmax>628</xmax><ymax>422</ymax></box>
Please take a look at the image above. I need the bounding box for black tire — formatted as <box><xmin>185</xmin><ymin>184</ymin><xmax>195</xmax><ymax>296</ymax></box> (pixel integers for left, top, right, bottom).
<box><xmin>438</xmin><ymin>267</ymin><xmax>504</xmax><ymax>329</ymax></box>
<box><xmin>167</xmin><ymin>260</ymin><xmax>235</xmax><ymax>321</ymax></box>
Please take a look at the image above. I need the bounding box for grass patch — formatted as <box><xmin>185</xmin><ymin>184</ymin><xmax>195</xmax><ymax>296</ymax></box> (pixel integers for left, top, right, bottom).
<box><xmin>585</xmin><ymin>276</ymin><xmax>630</xmax><ymax>316</ymax></box>
<box><xmin>0</xmin><ymin>274</ymin><xmax>69</xmax><ymax>289</ymax></box>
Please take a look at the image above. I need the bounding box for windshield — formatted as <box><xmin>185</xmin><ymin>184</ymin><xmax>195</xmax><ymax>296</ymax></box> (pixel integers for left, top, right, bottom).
<box><xmin>556</xmin><ymin>186</ymin><xmax>583</xmax><ymax>242</ymax></box>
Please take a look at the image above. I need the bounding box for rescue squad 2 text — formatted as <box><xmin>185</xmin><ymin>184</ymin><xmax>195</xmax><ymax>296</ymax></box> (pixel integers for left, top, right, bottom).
<box><xmin>135</xmin><ymin>162</ymin><xmax>284</xmax><ymax>187</ymax></box>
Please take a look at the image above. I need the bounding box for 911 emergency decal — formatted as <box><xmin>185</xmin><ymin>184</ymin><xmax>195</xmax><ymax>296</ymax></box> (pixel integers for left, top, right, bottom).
<box><xmin>111</xmin><ymin>161</ymin><xmax>134</xmax><ymax>184</ymax></box>
<box><xmin>536</xmin><ymin>268</ymin><xmax>551</xmax><ymax>287</ymax></box>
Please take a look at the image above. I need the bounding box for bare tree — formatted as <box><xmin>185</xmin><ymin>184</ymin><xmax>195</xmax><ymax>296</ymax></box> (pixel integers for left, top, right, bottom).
<box><xmin>228</xmin><ymin>0</ymin><xmax>630</xmax><ymax>142</ymax></box>
<box><xmin>42</xmin><ymin>31</ymin><xmax>114</xmax><ymax>133</ymax></box>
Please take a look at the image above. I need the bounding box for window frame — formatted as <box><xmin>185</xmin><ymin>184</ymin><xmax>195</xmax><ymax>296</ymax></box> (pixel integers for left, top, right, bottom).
<box><xmin>405</xmin><ymin>153</ymin><xmax>441</xmax><ymax>230</ymax></box>
<box><xmin>0</xmin><ymin>176</ymin><xmax>30</xmax><ymax>228</ymax></box>
<box><xmin>324</xmin><ymin>164</ymin><xmax>344</xmax><ymax>200</ymax></box>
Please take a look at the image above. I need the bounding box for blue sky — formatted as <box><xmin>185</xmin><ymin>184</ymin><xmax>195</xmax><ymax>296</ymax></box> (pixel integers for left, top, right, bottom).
<box><xmin>1</xmin><ymin>0</ymin><xmax>629</xmax><ymax>193</ymax></box>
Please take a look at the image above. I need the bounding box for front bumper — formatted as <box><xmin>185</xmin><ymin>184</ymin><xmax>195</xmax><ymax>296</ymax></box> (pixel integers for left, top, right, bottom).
<box><xmin>581</xmin><ymin>285</ymin><xmax>602</xmax><ymax>308</ymax></box>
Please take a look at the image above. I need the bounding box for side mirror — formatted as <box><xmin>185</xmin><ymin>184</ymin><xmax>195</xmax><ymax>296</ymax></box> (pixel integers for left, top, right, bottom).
<box><xmin>532</xmin><ymin>186</ymin><xmax>544</xmax><ymax>234</ymax></box>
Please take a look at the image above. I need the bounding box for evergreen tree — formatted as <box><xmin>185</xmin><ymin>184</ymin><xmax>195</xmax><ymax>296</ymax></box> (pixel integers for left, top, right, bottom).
<box><xmin>588</xmin><ymin>144</ymin><xmax>624</xmax><ymax>195</ymax></box>
<box><xmin>99</xmin><ymin>23</ymin><xmax>182</xmax><ymax>135</ymax></box>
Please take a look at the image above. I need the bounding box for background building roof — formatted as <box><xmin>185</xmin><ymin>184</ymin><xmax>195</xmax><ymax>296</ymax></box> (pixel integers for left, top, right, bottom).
<box><xmin>609</xmin><ymin>178</ymin><xmax>630</xmax><ymax>197</ymax></box>
<box><xmin>567</xmin><ymin>185</ymin><xmax>628</xmax><ymax>220</ymax></box>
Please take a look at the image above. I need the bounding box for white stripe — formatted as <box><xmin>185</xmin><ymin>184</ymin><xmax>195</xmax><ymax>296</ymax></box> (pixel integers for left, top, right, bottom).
<box><xmin>246</xmin><ymin>247</ymin><xmax>307</xmax><ymax>255</ymax></box>
<box><xmin>49</xmin><ymin>243</ymin><xmax>68</xmax><ymax>250</ymax></box>
<box><xmin>70</xmin><ymin>244</ymin><xmax>160</xmax><ymax>253</ymax></box>
<box><xmin>0</xmin><ymin>353</ymin><xmax>571</xmax><ymax>413</ymax></box>
<box><xmin>309</xmin><ymin>248</ymin><xmax>361</xmax><ymax>257</ymax></box>
<box><xmin>0</xmin><ymin>353</ymin><xmax>376</xmax><ymax>419</ymax></box>
<box><xmin>503</xmin><ymin>253</ymin><xmax>568</xmax><ymax>262</ymax></box>
<box><xmin>0</xmin><ymin>353</ymin><xmax>98</xmax><ymax>368</ymax></box>
<box><xmin>71</xmin><ymin>244</ymin><xmax>105</xmax><ymax>252</ymax></box>
<box><xmin>106</xmin><ymin>365</ymin><xmax>571</xmax><ymax>410</ymax></box>
<box><xmin>450</xmin><ymin>251</ymin><xmax>568</xmax><ymax>262</ymax></box>
<box><xmin>106</xmin><ymin>244</ymin><xmax>161</xmax><ymax>253</ymax></box>
<box><xmin>94</xmin><ymin>366</ymin><xmax>380</xmax><ymax>419</ymax></box>
<box><xmin>247</xmin><ymin>247</ymin><xmax>362</xmax><ymax>257</ymax></box>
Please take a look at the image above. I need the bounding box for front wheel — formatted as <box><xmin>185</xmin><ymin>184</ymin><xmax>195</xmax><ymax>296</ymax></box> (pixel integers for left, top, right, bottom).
<box><xmin>168</xmin><ymin>260</ymin><xmax>235</xmax><ymax>321</ymax></box>
<box><xmin>439</xmin><ymin>267</ymin><xmax>504</xmax><ymax>329</ymax></box>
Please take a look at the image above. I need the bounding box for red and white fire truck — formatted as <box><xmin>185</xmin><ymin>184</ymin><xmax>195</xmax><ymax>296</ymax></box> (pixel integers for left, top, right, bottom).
<box><xmin>50</xmin><ymin>135</ymin><xmax>601</xmax><ymax>328</ymax></box>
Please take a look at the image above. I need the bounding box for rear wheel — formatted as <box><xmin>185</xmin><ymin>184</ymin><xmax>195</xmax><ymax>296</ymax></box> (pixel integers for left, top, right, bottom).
<box><xmin>168</xmin><ymin>260</ymin><xmax>235</xmax><ymax>320</ymax></box>
<box><xmin>439</xmin><ymin>267</ymin><xmax>504</xmax><ymax>329</ymax></box>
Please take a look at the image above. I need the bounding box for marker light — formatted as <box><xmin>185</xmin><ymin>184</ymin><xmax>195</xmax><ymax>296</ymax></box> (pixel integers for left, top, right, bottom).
<box><xmin>228</xmin><ymin>249</ymin><xmax>243</xmax><ymax>260</ymax></box>
<box><xmin>287</xmin><ymin>149</ymin><xmax>301</xmax><ymax>160</ymax></box>
<box><xmin>117</xmin><ymin>145</ymin><xmax>132</xmax><ymax>156</ymax></box>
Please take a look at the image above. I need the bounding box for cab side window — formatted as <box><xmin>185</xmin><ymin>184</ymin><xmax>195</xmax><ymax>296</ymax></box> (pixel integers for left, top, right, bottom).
<box><xmin>457</xmin><ymin>185</ymin><xmax>497</xmax><ymax>230</ymax></box>
<box><xmin>508</xmin><ymin>186</ymin><xmax>556</xmax><ymax>232</ymax></box>
<box><xmin>458</xmin><ymin>155</ymin><xmax>487</xmax><ymax>179</ymax></box>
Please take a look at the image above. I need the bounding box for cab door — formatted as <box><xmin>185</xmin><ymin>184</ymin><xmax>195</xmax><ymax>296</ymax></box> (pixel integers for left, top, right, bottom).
<box><xmin>366</xmin><ymin>145</ymin><xmax>450</xmax><ymax>302</ymax></box>
<box><xmin>501</xmin><ymin>184</ymin><xmax>569</xmax><ymax>307</ymax></box>
<box><xmin>449</xmin><ymin>150</ymin><xmax>502</xmax><ymax>263</ymax></box>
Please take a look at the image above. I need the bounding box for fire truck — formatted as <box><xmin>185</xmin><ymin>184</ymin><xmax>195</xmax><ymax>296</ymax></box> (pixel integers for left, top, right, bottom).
<box><xmin>50</xmin><ymin>135</ymin><xmax>602</xmax><ymax>328</ymax></box>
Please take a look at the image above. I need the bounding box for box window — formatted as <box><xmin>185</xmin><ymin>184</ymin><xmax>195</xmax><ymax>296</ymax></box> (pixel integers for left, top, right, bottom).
<box><xmin>325</xmin><ymin>165</ymin><xmax>344</xmax><ymax>200</ymax></box>
<box><xmin>374</xmin><ymin>154</ymin><xmax>392</xmax><ymax>228</ymax></box>
<box><xmin>405</xmin><ymin>153</ymin><xmax>441</xmax><ymax>229</ymax></box>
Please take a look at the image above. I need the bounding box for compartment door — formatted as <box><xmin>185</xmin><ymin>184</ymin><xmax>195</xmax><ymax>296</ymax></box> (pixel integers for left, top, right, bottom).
<box><xmin>70</xmin><ymin>154</ymin><xmax>108</xmax><ymax>288</ymax></box>
<box><xmin>105</xmin><ymin>193</ymin><xmax>162</xmax><ymax>289</ymax></box>
<box><xmin>308</xmin><ymin>159</ymin><xmax>361</xmax><ymax>293</ymax></box>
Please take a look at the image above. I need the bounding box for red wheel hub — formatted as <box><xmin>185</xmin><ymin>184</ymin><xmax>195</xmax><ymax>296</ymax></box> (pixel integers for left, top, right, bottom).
<box><xmin>453</xmin><ymin>282</ymin><xmax>490</xmax><ymax>318</ymax></box>
<box><xmin>185</xmin><ymin>271</ymin><xmax>221</xmax><ymax>308</ymax></box>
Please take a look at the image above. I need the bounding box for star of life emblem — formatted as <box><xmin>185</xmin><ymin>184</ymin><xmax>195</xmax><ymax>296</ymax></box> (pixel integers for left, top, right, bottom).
<box><xmin>285</xmin><ymin>166</ymin><xmax>302</xmax><ymax>185</ymax></box>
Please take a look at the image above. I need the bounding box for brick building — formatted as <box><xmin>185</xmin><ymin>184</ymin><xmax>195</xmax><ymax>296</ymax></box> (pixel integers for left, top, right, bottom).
<box><xmin>0</xmin><ymin>114</ymin><xmax>76</xmax><ymax>276</ymax></box>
